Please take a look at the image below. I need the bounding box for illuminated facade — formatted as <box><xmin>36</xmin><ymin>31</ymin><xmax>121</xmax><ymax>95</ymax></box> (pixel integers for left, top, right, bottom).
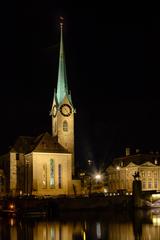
<box><xmin>0</xmin><ymin>20</ymin><xmax>81</xmax><ymax>197</ymax></box>
<box><xmin>106</xmin><ymin>149</ymin><xmax>160</xmax><ymax>193</ymax></box>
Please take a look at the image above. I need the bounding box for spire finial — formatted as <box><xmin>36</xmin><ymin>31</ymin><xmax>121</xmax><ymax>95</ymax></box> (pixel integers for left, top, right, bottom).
<box><xmin>60</xmin><ymin>16</ymin><xmax>64</xmax><ymax>30</ymax></box>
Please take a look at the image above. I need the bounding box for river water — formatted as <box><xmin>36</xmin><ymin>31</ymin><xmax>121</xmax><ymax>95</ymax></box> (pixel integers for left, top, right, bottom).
<box><xmin>0</xmin><ymin>208</ymin><xmax>160</xmax><ymax>239</ymax></box>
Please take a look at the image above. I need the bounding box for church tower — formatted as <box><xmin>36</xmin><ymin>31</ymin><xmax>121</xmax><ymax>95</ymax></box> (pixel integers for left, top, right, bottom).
<box><xmin>50</xmin><ymin>19</ymin><xmax>75</xmax><ymax>175</ymax></box>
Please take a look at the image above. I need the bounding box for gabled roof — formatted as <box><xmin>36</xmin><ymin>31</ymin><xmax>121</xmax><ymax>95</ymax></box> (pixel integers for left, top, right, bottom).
<box><xmin>106</xmin><ymin>165</ymin><xmax>115</xmax><ymax>171</ymax></box>
<box><xmin>140</xmin><ymin>161</ymin><xmax>156</xmax><ymax>167</ymax></box>
<box><xmin>126</xmin><ymin>162</ymin><xmax>138</xmax><ymax>168</ymax></box>
<box><xmin>10</xmin><ymin>132</ymin><xmax>68</xmax><ymax>154</ymax></box>
<box><xmin>32</xmin><ymin>132</ymin><xmax>68</xmax><ymax>153</ymax></box>
<box><xmin>112</xmin><ymin>153</ymin><xmax>160</xmax><ymax>167</ymax></box>
<box><xmin>10</xmin><ymin>136</ymin><xmax>35</xmax><ymax>153</ymax></box>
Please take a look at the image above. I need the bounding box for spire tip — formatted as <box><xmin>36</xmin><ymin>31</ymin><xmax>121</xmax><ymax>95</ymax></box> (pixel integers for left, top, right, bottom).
<box><xmin>60</xmin><ymin>16</ymin><xmax>64</xmax><ymax>29</ymax></box>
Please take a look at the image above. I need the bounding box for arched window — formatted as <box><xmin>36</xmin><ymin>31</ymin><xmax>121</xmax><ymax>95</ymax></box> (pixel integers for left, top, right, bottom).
<box><xmin>63</xmin><ymin>120</ymin><xmax>68</xmax><ymax>132</ymax></box>
<box><xmin>42</xmin><ymin>164</ymin><xmax>47</xmax><ymax>188</ymax></box>
<box><xmin>58</xmin><ymin>164</ymin><xmax>62</xmax><ymax>188</ymax></box>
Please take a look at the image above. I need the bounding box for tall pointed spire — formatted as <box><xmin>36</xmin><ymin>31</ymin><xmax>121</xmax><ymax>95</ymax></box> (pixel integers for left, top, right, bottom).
<box><xmin>56</xmin><ymin>17</ymin><xmax>68</xmax><ymax>105</ymax></box>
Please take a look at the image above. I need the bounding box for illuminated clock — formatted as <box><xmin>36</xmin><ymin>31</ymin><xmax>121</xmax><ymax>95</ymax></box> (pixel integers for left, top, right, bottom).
<box><xmin>52</xmin><ymin>105</ymin><xmax>57</xmax><ymax>117</ymax></box>
<box><xmin>60</xmin><ymin>104</ymin><xmax>72</xmax><ymax>116</ymax></box>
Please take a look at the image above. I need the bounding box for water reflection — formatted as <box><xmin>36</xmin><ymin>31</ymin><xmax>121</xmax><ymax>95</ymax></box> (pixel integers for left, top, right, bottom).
<box><xmin>1</xmin><ymin>208</ymin><xmax>160</xmax><ymax>239</ymax></box>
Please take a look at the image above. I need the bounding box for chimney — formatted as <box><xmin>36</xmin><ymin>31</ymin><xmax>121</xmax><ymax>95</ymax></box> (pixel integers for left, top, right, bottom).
<box><xmin>125</xmin><ymin>147</ymin><xmax>130</xmax><ymax>156</ymax></box>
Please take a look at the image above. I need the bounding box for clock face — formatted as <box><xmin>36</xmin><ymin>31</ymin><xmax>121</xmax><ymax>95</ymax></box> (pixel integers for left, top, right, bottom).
<box><xmin>60</xmin><ymin>104</ymin><xmax>72</xmax><ymax>117</ymax></box>
<box><xmin>52</xmin><ymin>105</ymin><xmax>57</xmax><ymax>117</ymax></box>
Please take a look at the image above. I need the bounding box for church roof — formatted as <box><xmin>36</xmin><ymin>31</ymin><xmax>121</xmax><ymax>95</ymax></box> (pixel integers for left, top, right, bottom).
<box><xmin>55</xmin><ymin>20</ymin><xmax>73</xmax><ymax>107</ymax></box>
<box><xmin>32</xmin><ymin>132</ymin><xmax>68</xmax><ymax>153</ymax></box>
<box><xmin>10</xmin><ymin>136</ymin><xmax>35</xmax><ymax>153</ymax></box>
<box><xmin>10</xmin><ymin>132</ymin><xmax>69</xmax><ymax>154</ymax></box>
<box><xmin>56</xmin><ymin>21</ymin><xmax>68</xmax><ymax>105</ymax></box>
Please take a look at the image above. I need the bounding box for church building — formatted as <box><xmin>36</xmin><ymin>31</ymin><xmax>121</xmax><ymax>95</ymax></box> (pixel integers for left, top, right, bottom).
<box><xmin>0</xmin><ymin>20</ymin><xmax>81</xmax><ymax>197</ymax></box>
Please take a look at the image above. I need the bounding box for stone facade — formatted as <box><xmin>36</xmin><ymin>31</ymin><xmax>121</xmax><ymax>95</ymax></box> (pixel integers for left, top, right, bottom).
<box><xmin>106</xmin><ymin>150</ymin><xmax>160</xmax><ymax>194</ymax></box>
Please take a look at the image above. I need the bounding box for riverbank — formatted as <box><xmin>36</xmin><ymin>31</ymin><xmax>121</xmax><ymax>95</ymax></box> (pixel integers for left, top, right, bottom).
<box><xmin>0</xmin><ymin>194</ymin><xmax>133</xmax><ymax>217</ymax></box>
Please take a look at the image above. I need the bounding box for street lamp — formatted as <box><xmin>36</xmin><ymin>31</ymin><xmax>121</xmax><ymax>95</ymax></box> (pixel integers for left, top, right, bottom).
<box><xmin>95</xmin><ymin>174</ymin><xmax>101</xmax><ymax>181</ymax></box>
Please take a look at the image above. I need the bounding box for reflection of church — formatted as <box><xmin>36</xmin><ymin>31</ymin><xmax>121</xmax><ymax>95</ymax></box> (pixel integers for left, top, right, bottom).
<box><xmin>0</xmin><ymin>20</ymin><xmax>81</xmax><ymax>197</ymax></box>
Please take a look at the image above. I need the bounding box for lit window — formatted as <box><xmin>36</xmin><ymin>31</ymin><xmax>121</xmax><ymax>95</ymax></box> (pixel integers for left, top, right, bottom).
<box><xmin>63</xmin><ymin>120</ymin><xmax>68</xmax><ymax>132</ymax></box>
<box><xmin>155</xmin><ymin>159</ymin><xmax>158</xmax><ymax>164</ymax></box>
<box><xmin>141</xmin><ymin>171</ymin><xmax>145</xmax><ymax>177</ymax></box>
<box><xmin>50</xmin><ymin>159</ymin><xmax>55</xmax><ymax>188</ymax></box>
<box><xmin>154</xmin><ymin>171</ymin><xmax>158</xmax><ymax>177</ymax></box>
<box><xmin>142</xmin><ymin>180</ymin><xmax>146</xmax><ymax>189</ymax></box>
<box><xmin>154</xmin><ymin>179</ymin><xmax>158</xmax><ymax>189</ymax></box>
<box><xmin>120</xmin><ymin>161</ymin><xmax>123</xmax><ymax>167</ymax></box>
<box><xmin>148</xmin><ymin>179</ymin><xmax>152</xmax><ymax>189</ymax></box>
<box><xmin>148</xmin><ymin>171</ymin><xmax>151</xmax><ymax>177</ymax></box>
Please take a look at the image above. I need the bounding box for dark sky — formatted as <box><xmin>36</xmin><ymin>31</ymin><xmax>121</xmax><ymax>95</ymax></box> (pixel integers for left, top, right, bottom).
<box><xmin>1</xmin><ymin>6</ymin><xmax>160</xmax><ymax>168</ymax></box>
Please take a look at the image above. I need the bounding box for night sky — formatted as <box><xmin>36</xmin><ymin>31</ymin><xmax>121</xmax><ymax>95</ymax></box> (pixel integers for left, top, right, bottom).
<box><xmin>1</xmin><ymin>6</ymin><xmax>160</xmax><ymax>169</ymax></box>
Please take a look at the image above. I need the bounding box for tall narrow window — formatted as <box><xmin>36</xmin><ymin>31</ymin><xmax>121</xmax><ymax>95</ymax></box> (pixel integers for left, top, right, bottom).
<box><xmin>58</xmin><ymin>164</ymin><xmax>62</xmax><ymax>188</ymax></box>
<box><xmin>42</xmin><ymin>164</ymin><xmax>47</xmax><ymax>188</ymax></box>
<box><xmin>142</xmin><ymin>180</ymin><xmax>146</xmax><ymax>189</ymax></box>
<box><xmin>148</xmin><ymin>179</ymin><xmax>152</xmax><ymax>189</ymax></box>
<box><xmin>63</xmin><ymin>120</ymin><xmax>68</xmax><ymax>132</ymax></box>
<box><xmin>154</xmin><ymin>179</ymin><xmax>158</xmax><ymax>189</ymax></box>
<box><xmin>16</xmin><ymin>153</ymin><xmax>19</xmax><ymax>160</ymax></box>
<box><xmin>50</xmin><ymin>159</ymin><xmax>55</xmax><ymax>188</ymax></box>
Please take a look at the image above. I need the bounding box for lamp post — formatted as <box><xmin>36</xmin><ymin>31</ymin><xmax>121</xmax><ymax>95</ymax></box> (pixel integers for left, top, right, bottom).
<box><xmin>95</xmin><ymin>174</ymin><xmax>101</xmax><ymax>181</ymax></box>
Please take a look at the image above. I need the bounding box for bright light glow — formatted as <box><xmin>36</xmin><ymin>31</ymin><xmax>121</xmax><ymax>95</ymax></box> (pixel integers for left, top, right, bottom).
<box><xmin>9</xmin><ymin>203</ymin><xmax>15</xmax><ymax>210</ymax></box>
<box><xmin>152</xmin><ymin>215</ymin><xmax>160</xmax><ymax>226</ymax></box>
<box><xmin>10</xmin><ymin>218</ymin><xmax>14</xmax><ymax>227</ymax></box>
<box><xmin>152</xmin><ymin>194</ymin><xmax>160</xmax><ymax>199</ymax></box>
<box><xmin>95</xmin><ymin>174</ymin><xmax>101</xmax><ymax>180</ymax></box>
<box><xmin>116</xmin><ymin>166</ymin><xmax>120</xmax><ymax>170</ymax></box>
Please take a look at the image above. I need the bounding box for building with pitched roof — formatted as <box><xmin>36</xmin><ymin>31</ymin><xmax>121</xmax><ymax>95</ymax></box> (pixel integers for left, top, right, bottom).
<box><xmin>0</xmin><ymin>20</ymin><xmax>81</xmax><ymax>197</ymax></box>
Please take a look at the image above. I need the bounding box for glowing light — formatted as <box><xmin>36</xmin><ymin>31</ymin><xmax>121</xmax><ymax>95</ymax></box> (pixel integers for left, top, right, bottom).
<box><xmin>9</xmin><ymin>203</ymin><xmax>15</xmax><ymax>210</ymax></box>
<box><xmin>10</xmin><ymin>218</ymin><xmax>15</xmax><ymax>227</ymax></box>
<box><xmin>95</xmin><ymin>174</ymin><xmax>101</xmax><ymax>180</ymax></box>
<box><xmin>152</xmin><ymin>194</ymin><xmax>160</xmax><ymax>199</ymax></box>
<box><xmin>152</xmin><ymin>215</ymin><xmax>160</xmax><ymax>226</ymax></box>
